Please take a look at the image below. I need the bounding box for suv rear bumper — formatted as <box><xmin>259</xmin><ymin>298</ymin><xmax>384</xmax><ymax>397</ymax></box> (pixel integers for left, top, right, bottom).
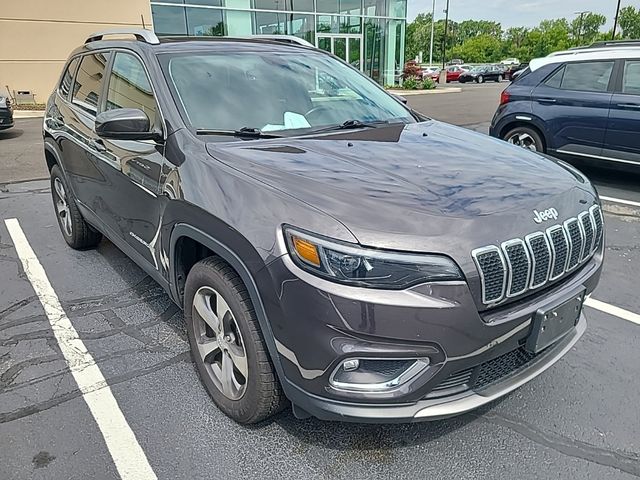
<box><xmin>285</xmin><ymin>315</ymin><xmax>586</xmax><ymax>423</ymax></box>
<box><xmin>0</xmin><ymin>108</ymin><xmax>14</xmax><ymax>130</ymax></box>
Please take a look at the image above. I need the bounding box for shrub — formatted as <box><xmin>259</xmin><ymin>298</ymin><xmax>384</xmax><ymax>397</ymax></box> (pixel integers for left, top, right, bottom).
<box><xmin>402</xmin><ymin>76</ymin><xmax>420</xmax><ymax>90</ymax></box>
<box><xmin>420</xmin><ymin>78</ymin><xmax>436</xmax><ymax>90</ymax></box>
<box><xmin>402</xmin><ymin>60</ymin><xmax>422</xmax><ymax>80</ymax></box>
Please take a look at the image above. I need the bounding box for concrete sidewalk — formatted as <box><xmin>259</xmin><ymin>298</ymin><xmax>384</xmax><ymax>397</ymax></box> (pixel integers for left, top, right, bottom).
<box><xmin>387</xmin><ymin>87</ymin><xmax>462</xmax><ymax>96</ymax></box>
<box><xmin>12</xmin><ymin>110</ymin><xmax>45</xmax><ymax>119</ymax></box>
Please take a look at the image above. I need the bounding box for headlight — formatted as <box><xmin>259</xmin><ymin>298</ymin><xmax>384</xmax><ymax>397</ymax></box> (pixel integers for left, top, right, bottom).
<box><xmin>284</xmin><ymin>227</ymin><xmax>463</xmax><ymax>289</ymax></box>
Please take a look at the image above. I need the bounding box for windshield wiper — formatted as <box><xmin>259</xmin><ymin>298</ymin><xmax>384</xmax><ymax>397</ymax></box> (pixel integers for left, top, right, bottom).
<box><xmin>307</xmin><ymin>119</ymin><xmax>392</xmax><ymax>135</ymax></box>
<box><xmin>196</xmin><ymin>127</ymin><xmax>283</xmax><ymax>139</ymax></box>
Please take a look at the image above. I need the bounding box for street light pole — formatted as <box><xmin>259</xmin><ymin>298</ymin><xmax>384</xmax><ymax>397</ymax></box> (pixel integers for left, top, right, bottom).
<box><xmin>429</xmin><ymin>0</ymin><xmax>436</xmax><ymax>66</ymax></box>
<box><xmin>441</xmin><ymin>0</ymin><xmax>450</xmax><ymax>70</ymax></box>
<box><xmin>612</xmin><ymin>0</ymin><xmax>622</xmax><ymax>40</ymax></box>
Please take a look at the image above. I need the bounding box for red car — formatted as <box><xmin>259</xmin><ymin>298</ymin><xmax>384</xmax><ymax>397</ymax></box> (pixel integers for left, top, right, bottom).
<box><xmin>445</xmin><ymin>65</ymin><xmax>470</xmax><ymax>82</ymax></box>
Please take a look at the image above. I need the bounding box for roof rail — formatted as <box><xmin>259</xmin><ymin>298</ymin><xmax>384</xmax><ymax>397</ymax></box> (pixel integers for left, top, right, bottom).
<box><xmin>588</xmin><ymin>39</ymin><xmax>640</xmax><ymax>48</ymax></box>
<box><xmin>85</xmin><ymin>28</ymin><xmax>160</xmax><ymax>45</ymax></box>
<box><xmin>248</xmin><ymin>35</ymin><xmax>314</xmax><ymax>47</ymax></box>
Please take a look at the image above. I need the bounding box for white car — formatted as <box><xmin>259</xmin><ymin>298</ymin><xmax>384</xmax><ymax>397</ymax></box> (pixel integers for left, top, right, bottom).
<box><xmin>500</xmin><ymin>58</ymin><xmax>520</xmax><ymax>66</ymax></box>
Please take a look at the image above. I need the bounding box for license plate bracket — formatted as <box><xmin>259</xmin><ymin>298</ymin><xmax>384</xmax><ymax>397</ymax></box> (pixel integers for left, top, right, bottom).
<box><xmin>526</xmin><ymin>289</ymin><xmax>585</xmax><ymax>354</ymax></box>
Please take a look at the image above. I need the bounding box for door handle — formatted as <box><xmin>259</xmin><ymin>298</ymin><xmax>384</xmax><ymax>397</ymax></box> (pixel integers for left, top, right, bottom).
<box><xmin>617</xmin><ymin>103</ymin><xmax>640</xmax><ymax>109</ymax></box>
<box><xmin>537</xmin><ymin>98</ymin><xmax>557</xmax><ymax>104</ymax></box>
<box><xmin>90</xmin><ymin>138</ymin><xmax>107</xmax><ymax>152</ymax></box>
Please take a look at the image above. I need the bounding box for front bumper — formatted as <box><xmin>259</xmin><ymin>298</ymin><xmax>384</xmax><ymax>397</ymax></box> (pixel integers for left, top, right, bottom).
<box><xmin>264</xmin><ymin>248</ymin><xmax>602</xmax><ymax>422</ymax></box>
<box><xmin>0</xmin><ymin>108</ymin><xmax>14</xmax><ymax>130</ymax></box>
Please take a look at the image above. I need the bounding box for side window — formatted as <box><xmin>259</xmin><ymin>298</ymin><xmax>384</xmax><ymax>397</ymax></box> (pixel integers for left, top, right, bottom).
<box><xmin>59</xmin><ymin>57</ymin><xmax>79</xmax><ymax>99</ymax></box>
<box><xmin>559</xmin><ymin>61</ymin><xmax>614</xmax><ymax>93</ymax></box>
<box><xmin>72</xmin><ymin>52</ymin><xmax>111</xmax><ymax>115</ymax></box>
<box><xmin>545</xmin><ymin>66</ymin><xmax>565</xmax><ymax>88</ymax></box>
<box><xmin>622</xmin><ymin>60</ymin><xmax>640</xmax><ymax>95</ymax></box>
<box><xmin>105</xmin><ymin>52</ymin><xmax>157</xmax><ymax>128</ymax></box>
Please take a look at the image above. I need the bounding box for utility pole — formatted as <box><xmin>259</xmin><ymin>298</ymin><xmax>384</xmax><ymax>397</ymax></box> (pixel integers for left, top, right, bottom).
<box><xmin>441</xmin><ymin>0</ymin><xmax>450</xmax><ymax>70</ymax></box>
<box><xmin>574</xmin><ymin>11</ymin><xmax>589</xmax><ymax>45</ymax></box>
<box><xmin>429</xmin><ymin>0</ymin><xmax>436</xmax><ymax>66</ymax></box>
<box><xmin>612</xmin><ymin>0</ymin><xmax>622</xmax><ymax>40</ymax></box>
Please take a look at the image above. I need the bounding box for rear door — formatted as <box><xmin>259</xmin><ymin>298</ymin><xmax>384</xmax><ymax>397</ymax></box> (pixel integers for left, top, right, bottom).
<box><xmin>531</xmin><ymin>60</ymin><xmax>615</xmax><ymax>156</ymax></box>
<box><xmin>602</xmin><ymin>59</ymin><xmax>640</xmax><ymax>165</ymax></box>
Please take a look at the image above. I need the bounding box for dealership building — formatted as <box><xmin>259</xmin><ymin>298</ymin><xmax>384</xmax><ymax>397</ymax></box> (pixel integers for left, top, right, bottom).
<box><xmin>1</xmin><ymin>0</ymin><xmax>406</xmax><ymax>103</ymax></box>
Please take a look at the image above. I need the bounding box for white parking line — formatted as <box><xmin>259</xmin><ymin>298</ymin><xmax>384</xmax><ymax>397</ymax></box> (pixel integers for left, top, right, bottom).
<box><xmin>585</xmin><ymin>298</ymin><xmax>640</xmax><ymax>326</ymax></box>
<box><xmin>600</xmin><ymin>195</ymin><xmax>640</xmax><ymax>208</ymax></box>
<box><xmin>4</xmin><ymin>218</ymin><xmax>157</xmax><ymax>480</ymax></box>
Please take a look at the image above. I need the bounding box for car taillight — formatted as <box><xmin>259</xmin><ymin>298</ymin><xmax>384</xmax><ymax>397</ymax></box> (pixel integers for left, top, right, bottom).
<box><xmin>500</xmin><ymin>90</ymin><xmax>511</xmax><ymax>105</ymax></box>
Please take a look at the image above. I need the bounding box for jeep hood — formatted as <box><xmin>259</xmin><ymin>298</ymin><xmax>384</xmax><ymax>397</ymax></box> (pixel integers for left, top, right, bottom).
<box><xmin>205</xmin><ymin>121</ymin><xmax>597</xmax><ymax>256</ymax></box>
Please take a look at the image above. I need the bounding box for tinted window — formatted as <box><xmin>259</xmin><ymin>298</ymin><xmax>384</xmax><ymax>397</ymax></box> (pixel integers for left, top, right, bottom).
<box><xmin>59</xmin><ymin>57</ymin><xmax>79</xmax><ymax>99</ymax></box>
<box><xmin>105</xmin><ymin>52</ymin><xmax>157</xmax><ymax>127</ymax></box>
<box><xmin>72</xmin><ymin>52</ymin><xmax>110</xmax><ymax>115</ymax></box>
<box><xmin>559</xmin><ymin>61</ymin><xmax>614</xmax><ymax>93</ymax></box>
<box><xmin>151</xmin><ymin>5</ymin><xmax>188</xmax><ymax>35</ymax></box>
<box><xmin>544</xmin><ymin>67</ymin><xmax>564</xmax><ymax>88</ymax></box>
<box><xmin>622</xmin><ymin>60</ymin><xmax>640</xmax><ymax>95</ymax></box>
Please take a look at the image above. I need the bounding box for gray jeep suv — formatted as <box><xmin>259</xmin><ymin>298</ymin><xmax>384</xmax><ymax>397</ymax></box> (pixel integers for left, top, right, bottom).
<box><xmin>43</xmin><ymin>29</ymin><xmax>604</xmax><ymax>424</ymax></box>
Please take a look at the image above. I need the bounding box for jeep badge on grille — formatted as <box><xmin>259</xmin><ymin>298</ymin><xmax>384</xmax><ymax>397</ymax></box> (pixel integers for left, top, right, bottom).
<box><xmin>533</xmin><ymin>208</ymin><xmax>559</xmax><ymax>224</ymax></box>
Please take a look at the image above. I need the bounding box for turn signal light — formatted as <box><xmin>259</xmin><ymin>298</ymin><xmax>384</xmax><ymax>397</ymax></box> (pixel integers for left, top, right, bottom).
<box><xmin>500</xmin><ymin>90</ymin><xmax>511</xmax><ymax>105</ymax></box>
<box><xmin>291</xmin><ymin>236</ymin><xmax>321</xmax><ymax>267</ymax></box>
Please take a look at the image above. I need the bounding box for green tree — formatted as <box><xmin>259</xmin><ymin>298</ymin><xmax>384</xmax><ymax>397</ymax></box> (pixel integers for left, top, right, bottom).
<box><xmin>405</xmin><ymin>13</ymin><xmax>433</xmax><ymax>61</ymax></box>
<box><xmin>619</xmin><ymin>6</ymin><xmax>640</xmax><ymax>39</ymax></box>
<box><xmin>571</xmin><ymin>12</ymin><xmax>606</xmax><ymax>45</ymax></box>
<box><xmin>457</xmin><ymin>20</ymin><xmax>503</xmax><ymax>44</ymax></box>
<box><xmin>450</xmin><ymin>34</ymin><xmax>503</xmax><ymax>63</ymax></box>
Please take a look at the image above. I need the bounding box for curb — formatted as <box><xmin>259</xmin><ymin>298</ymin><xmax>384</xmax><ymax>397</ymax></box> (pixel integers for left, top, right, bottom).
<box><xmin>387</xmin><ymin>88</ymin><xmax>462</xmax><ymax>96</ymax></box>
<box><xmin>13</xmin><ymin>110</ymin><xmax>45</xmax><ymax>119</ymax></box>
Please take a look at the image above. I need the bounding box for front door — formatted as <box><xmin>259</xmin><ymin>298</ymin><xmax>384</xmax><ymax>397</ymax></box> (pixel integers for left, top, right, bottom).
<box><xmin>317</xmin><ymin>35</ymin><xmax>363</xmax><ymax>71</ymax></box>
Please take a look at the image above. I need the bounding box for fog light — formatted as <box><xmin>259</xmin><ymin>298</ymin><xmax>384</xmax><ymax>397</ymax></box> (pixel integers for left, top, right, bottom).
<box><xmin>342</xmin><ymin>359</ymin><xmax>360</xmax><ymax>372</ymax></box>
<box><xmin>330</xmin><ymin>358</ymin><xmax>430</xmax><ymax>393</ymax></box>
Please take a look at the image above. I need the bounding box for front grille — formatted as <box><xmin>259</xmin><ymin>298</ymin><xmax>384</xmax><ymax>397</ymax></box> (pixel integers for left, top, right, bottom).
<box><xmin>428</xmin><ymin>347</ymin><xmax>540</xmax><ymax>397</ymax></box>
<box><xmin>472</xmin><ymin>206</ymin><xmax>603</xmax><ymax>306</ymax></box>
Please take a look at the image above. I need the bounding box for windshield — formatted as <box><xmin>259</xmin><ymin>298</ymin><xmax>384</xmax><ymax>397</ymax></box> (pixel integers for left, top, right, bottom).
<box><xmin>470</xmin><ymin>66</ymin><xmax>485</xmax><ymax>72</ymax></box>
<box><xmin>160</xmin><ymin>50</ymin><xmax>415</xmax><ymax>134</ymax></box>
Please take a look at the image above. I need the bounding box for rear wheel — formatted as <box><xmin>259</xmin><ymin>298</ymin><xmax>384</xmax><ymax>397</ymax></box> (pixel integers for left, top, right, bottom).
<box><xmin>184</xmin><ymin>256</ymin><xmax>286</xmax><ymax>424</ymax></box>
<box><xmin>503</xmin><ymin>126</ymin><xmax>544</xmax><ymax>153</ymax></box>
<box><xmin>477</xmin><ymin>75</ymin><xmax>485</xmax><ymax>84</ymax></box>
<box><xmin>496</xmin><ymin>74</ymin><xmax>503</xmax><ymax>82</ymax></box>
<box><xmin>50</xmin><ymin>165</ymin><xmax>102</xmax><ymax>249</ymax></box>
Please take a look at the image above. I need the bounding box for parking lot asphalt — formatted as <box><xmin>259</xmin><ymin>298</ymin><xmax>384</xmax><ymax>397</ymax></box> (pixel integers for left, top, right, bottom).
<box><xmin>1</xmin><ymin>87</ymin><xmax>640</xmax><ymax>480</ymax></box>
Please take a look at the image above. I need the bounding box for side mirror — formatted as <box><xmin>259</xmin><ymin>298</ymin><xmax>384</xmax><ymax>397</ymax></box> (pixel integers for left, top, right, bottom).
<box><xmin>95</xmin><ymin>108</ymin><xmax>160</xmax><ymax>141</ymax></box>
<box><xmin>392</xmin><ymin>94</ymin><xmax>408</xmax><ymax>105</ymax></box>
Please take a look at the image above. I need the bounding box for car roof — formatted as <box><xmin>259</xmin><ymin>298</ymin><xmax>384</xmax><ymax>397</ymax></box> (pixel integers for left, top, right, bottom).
<box><xmin>530</xmin><ymin>46</ymin><xmax>640</xmax><ymax>72</ymax></box>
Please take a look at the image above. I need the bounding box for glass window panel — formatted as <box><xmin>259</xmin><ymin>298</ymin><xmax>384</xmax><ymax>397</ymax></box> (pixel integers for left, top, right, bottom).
<box><xmin>340</xmin><ymin>16</ymin><xmax>361</xmax><ymax>33</ymax></box>
<box><xmin>151</xmin><ymin>5</ymin><xmax>187</xmax><ymax>36</ymax></box>
<box><xmin>59</xmin><ymin>57</ymin><xmax>79</xmax><ymax>99</ymax></box>
<box><xmin>253</xmin><ymin>0</ymin><xmax>286</xmax><ymax>10</ymax></box>
<box><xmin>387</xmin><ymin>0</ymin><xmax>405</xmax><ymax>17</ymax></box>
<box><xmin>348</xmin><ymin>37</ymin><xmax>361</xmax><ymax>69</ymax></box>
<box><xmin>363</xmin><ymin>0</ymin><xmax>386</xmax><ymax>16</ymax></box>
<box><xmin>318</xmin><ymin>37</ymin><xmax>331</xmax><ymax>52</ymax></box>
<box><xmin>339</xmin><ymin>0</ymin><xmax>361</xmax><ymax>15</ymax></box>
<box><xmin>289</xmin><ymin>0</ymin><xmax>314</xmax><ymax>11</ymax></box>
<box><xmin>226</xmin><ymin>9</ymin><xmax>253</xmax><ymax>36</ymax></box>
<box><xmin>189</xmin><ymin>0</ymin><xmax>222</xmax><ymax>5</ymax></box>
<box><xmin>364</xmin><ymin>17</ymin><xmax>385</xmax><ymax>83</ymax></box>
<box><xmin>290</xmin><ymin>14</ymin><xmax>315</xmax><ymax>43</ymax></box>
<box><xmin>254</xmin><ymin>11</ymin><xmax>288</xmax><ymax>34</ymax></box>
<box><xmin>106</xmin><ymin>52</ymin><xmax>157</xmax><ymax>128</ymax></box>
<box><xmin>317</xmin><ymin>15</ymin><xmax>339</xmax><ymax>33</ymax></box>
<box><xmin>316</xmin><ymin>0</ymin><xmax>340</xmax><ymax>14</ymax></box>
<box><xmin>186</xmin><ymin>7</ymin><xmax>225</xmax><ymax>35</ymax></box>
<box><xmin>72</xmin><ymin>52</ymin><xmax>110</xmax><ymax>116</ymax></box>
<box><xmin>334</xmin><ymin>37</ymin><xmax>347</xmax><ymax>61</ymax></box>
<box><xmin>560</xmin><ymin>61</ymin><xmax>613</xmax><ymax>93</ymax></box>
<box><xmin>545</xmin><ymin>67</ymin><xmax>564</xmax><ymax>88</ymax></box>
<box><xmin>622</xmin><ymin>61</ymin><xmax>640</xmax><ymax>95</ymax></box>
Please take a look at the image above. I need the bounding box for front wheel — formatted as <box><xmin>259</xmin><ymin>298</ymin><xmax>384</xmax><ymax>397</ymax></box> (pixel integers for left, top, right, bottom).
<box><xmin>184</xmin><ymin>257</ymin><xmax>286</xmax><ymax>424</ymax></box>
<box><xmin>503</xmin><ymin>126</ymin><xmax>545</xmax><ymax>153</ymax></box>
<box><xmin>477</xmin><ymin>75</ymin><xmax>485</xmax><ymax>84</ymax></box>
<box><xmin>497</xmin><ymin>75</ymin><xmax>503</xmax><ymax>82</ymax></box>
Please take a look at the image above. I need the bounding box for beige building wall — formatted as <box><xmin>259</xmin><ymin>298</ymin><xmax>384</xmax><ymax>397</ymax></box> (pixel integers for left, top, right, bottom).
<box><xmin>0</xmin><ymin>0</ymin><xmax>153</xmax><ymax>103</ymax></box>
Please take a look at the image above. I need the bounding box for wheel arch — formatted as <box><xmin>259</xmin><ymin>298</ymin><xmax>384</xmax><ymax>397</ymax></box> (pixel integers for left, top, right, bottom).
<box><xmin>499</xmin><ymin>119</ymin><xmax>548</xmax><ymax>152</ymax></box>
<box><xmin>169</xmin><ymin>223</ymin><xmax>287</xmax><ymax>385</ymax></box>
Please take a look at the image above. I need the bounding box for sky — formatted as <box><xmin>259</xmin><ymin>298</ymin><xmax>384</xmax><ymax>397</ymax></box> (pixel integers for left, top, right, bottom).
<box><xmin>406</xmin><ymin>0</ymin><xmax>637</xmax><ymax>29</ymax></box>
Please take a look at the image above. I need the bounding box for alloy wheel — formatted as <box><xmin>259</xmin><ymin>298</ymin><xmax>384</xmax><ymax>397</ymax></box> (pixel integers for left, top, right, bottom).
<box><xmin>507</xmin><ymin>132</ymin><xmax>539</xmax><ymax>151</ymax></box>
<box><xmin>53</xmin><ymin>178</ymin><xmax>72</xmax><ymax>237</ymax></box>
<box><xmin>192</xmin><ymin>286</ymin><xmax>248</xmax><ymax>400</ymax></box>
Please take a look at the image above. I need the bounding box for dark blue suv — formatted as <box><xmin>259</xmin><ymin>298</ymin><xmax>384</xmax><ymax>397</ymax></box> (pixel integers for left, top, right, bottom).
<box><xmin>490</xmin><ymin>44</ymin><xmax>640</xmax><ymax>168</ymax></box>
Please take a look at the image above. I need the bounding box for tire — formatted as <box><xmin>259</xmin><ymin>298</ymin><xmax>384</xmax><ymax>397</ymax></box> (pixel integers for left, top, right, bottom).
<box><xmin>497</xmin><ymin>75</ymin><xmax>503</xmax><ymax>82</ymax></box>
<box><xmin>503</xmin><ymin>126</ymin><xmax>545</xmax><ymax>153</ymax></box>
<box><xmin>477</xmin><ymin>75</ymin><xmax>485</xmax><ymax>84</ymax></box>
<box><xmin>50</xmin><ymin>164</ymin><xmax>102</xmax><ymax>249</ymax></box>
<box><xmin>184</xmin><ymin>256</ymin><xmax>286</xmax><ymax>424</ymax></box>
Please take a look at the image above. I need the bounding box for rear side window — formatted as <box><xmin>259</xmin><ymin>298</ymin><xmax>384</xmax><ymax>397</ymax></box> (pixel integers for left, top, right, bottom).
<box><xmin>546</xmin><ymin>61</ymin><xmax>614</xmax><ymax>93</ymax></box>
<box><xmin>105</xmin><ymin>52</ymin><xmax>157</xmax><ymax>127</ymax></box>
<box><xmin>59</xmin><ymin>57</ymin><xmax>79</xmax><ymax>99</ymax></box>
<box><xmin>622</xmin><ymin>60</ymin><xmax>640</xmax><ymax>95</ymax></box>
<box><xmin>71</xmin><ymin>52</ymin><xmax>111</xmax><ymax>115</ymax></box>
